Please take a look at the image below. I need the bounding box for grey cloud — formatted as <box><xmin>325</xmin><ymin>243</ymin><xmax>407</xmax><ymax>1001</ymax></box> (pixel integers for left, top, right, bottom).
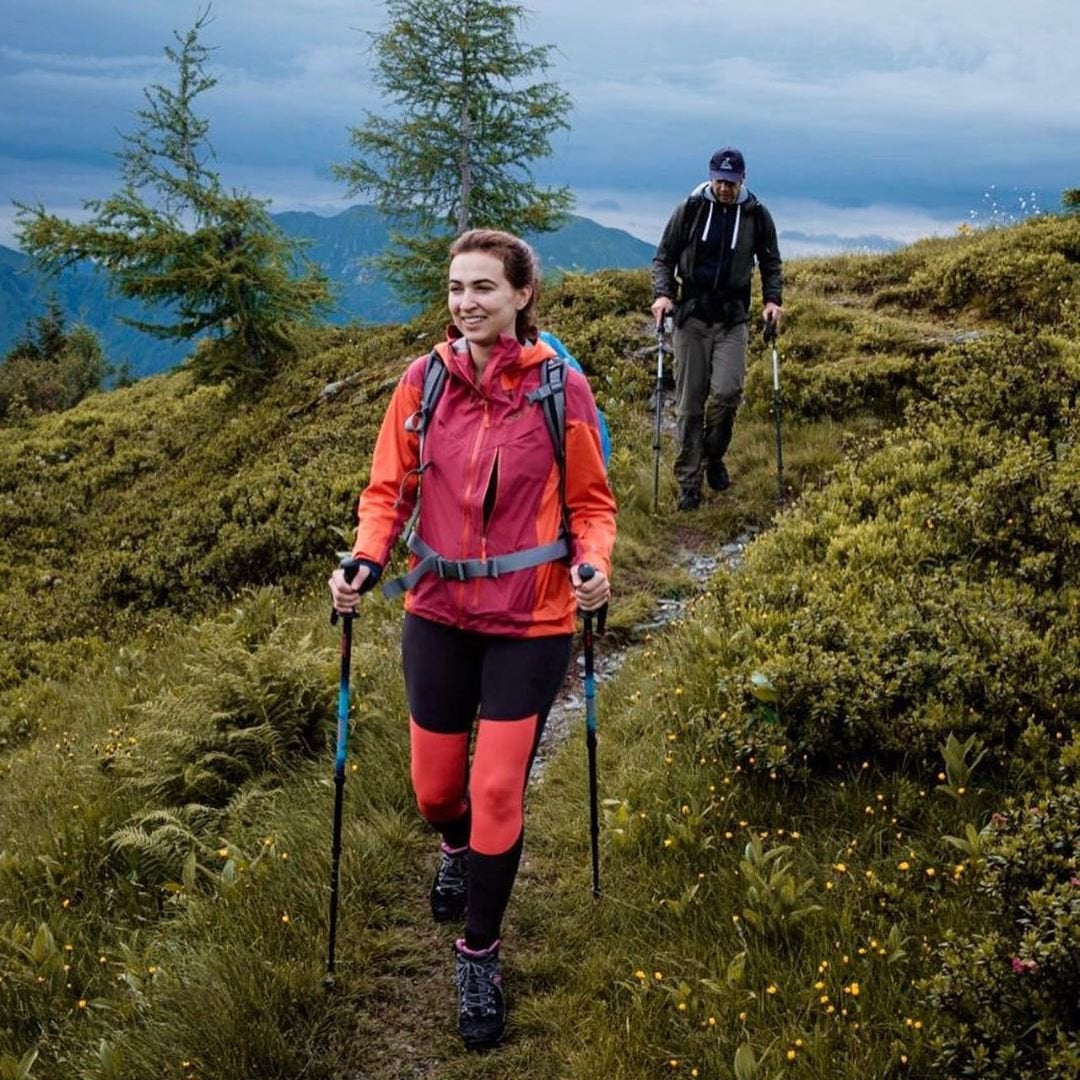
<box><xmin>2</xmin><ymin>0</ymin><xmax>1077</xmax><ymax>253</ymax></box>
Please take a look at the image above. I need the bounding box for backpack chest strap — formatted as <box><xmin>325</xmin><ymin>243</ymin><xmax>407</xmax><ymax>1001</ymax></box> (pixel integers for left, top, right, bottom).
<box><xmin>382</xmin><ymin>531</ymin><xmax>570</xmax><ymax>599</ymax></box>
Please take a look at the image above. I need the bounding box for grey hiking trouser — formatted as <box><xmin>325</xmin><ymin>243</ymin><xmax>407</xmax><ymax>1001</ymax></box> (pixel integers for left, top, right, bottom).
<box><xmin>672</xmin><ymin>316</ymin><xmax>749</xmax><ymax>491</ymax></box>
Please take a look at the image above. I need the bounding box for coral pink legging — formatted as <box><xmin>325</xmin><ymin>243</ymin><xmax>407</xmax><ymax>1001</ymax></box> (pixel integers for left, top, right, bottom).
<box><xmin>402</xmin><ymin>613</ymin><xmax>572</xmax><ymax>948</ymax></box>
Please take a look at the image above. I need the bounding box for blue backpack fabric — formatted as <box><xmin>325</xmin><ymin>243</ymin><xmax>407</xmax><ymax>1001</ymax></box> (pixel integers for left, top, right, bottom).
<box><xmin>538</xmin><ymin>331</ymin><xmax>612</xmax><ymax>467</ymax></box>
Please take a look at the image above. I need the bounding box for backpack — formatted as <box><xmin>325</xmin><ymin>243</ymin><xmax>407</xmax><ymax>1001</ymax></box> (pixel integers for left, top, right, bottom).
<box><xmin>538</xmin><ymin>331</ymin><xmax>611</xmax><ymax>466</ymax></box>
<box><xmin>381</xmin><ymin>337</ymin><xmax>599</xmax><ymax>598</ymax></box>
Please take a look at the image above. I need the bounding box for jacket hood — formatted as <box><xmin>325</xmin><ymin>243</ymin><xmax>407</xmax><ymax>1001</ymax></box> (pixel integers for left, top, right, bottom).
<box><xmin>690</xmin><ymin>180</ymin><xmax>755</xmax><ymax>207</ymax></box>
<box><xmin>687</xmin><ymin>182</ymin><xmax>758</xmax><ymax>247</ymax></box>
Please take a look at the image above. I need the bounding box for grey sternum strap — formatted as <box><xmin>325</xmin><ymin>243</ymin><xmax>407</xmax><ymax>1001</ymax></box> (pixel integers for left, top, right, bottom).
<box><xmin>381</xmin><ymin>531</ymin><xmax>571</xmax><ymax>599</ymax></box>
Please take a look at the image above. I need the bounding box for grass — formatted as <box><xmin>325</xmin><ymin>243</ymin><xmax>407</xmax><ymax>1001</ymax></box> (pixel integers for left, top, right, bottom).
<box><xmin>520</xmin><ymin>704</ymin><xmax>1002</xmax><ymax>1078</ymax></box>
<box><xmin>0</xmin><ymin>401</ymin><xmax>841</xmax><ymax>1080</ymax></box>
<box><xmin>0</xmin><ymin>450</ymin><xmax>980</xmax><ymax>1078</ymax></box>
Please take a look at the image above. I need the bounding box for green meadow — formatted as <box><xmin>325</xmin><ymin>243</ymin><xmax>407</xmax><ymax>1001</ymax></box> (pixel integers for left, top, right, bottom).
<box><xmin>1</xmin><ymin>214</ymin><xmax>1077</xmax><ymax>1078</ymax></box>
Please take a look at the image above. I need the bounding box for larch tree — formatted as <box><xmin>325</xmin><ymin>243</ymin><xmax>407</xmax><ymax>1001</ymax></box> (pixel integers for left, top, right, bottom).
<box><xmin>16</xmin><ymin>9</ymin><xmax>331</xmax><ymax>385</ymax></box>
<box><xmin>334</xmin><ymin>0</ymin><xmax>573</xmax><ymax>305</ymax></box>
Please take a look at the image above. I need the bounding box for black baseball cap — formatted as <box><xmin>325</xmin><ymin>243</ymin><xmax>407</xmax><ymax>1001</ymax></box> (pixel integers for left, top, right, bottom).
<box><xmin>708</xmin><ymin>147</ymin><xmax>746</xmax><ymax>182</ymax></box>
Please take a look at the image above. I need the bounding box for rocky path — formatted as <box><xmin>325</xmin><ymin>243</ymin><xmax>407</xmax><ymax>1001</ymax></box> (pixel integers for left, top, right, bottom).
<box><xmin>529</xmin><ymin>531</ymin><xmax>755</xmax><ymax>785</ymax></box>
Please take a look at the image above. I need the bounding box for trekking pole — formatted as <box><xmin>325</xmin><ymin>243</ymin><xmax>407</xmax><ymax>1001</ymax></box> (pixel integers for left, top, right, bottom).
<box><xmin>764</xmin><ymin>318</ymin><xmax>785</xmax><ymax>506</ymax></box>
<box><xmin>325</xmin><ymin>555</ymin><xmax>361</xmax><ymax>990</ymax></box>
<box><xmin>651</xmin><ymin>316</ymin><xmax>671</xmax><ymax>513</ymax></box>
<box><xmin>578</xmin><ymin>564</ymin><xmax>607</xmax><ymax>898</ymax></box>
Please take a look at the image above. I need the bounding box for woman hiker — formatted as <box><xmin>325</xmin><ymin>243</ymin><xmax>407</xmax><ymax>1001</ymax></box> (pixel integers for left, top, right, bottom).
<box><xmin>328</xmin><ymin>228</ymin><xmax>616</xmax><ymax>1049</ymax></box>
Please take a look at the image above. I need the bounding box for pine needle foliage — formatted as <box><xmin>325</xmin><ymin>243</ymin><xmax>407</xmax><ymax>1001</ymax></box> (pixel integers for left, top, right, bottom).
<box><xmin>0</xmin><ymin>297</ymin><xmax>111</xmax><ymax>422</ymax></box>
<box><xmin>334</xmin><ymin>0</ymin><xmax>573</xmax><ymax>305</ymax></box>
<box><xmin>15</xmin><ymin>9</ymin><xmax>331</xmax><ymax>385</ymax></box>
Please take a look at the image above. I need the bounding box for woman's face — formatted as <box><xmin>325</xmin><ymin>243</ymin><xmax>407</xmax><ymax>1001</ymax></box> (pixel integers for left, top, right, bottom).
<box><xmin>448</xmin><ymin>251</ymin><xmax>531</xmax><ymax>347</ymax></box>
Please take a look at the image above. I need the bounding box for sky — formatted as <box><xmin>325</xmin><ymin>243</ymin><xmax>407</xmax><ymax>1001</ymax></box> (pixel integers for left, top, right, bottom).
<box><xmin>2</xmin><ymin>0</ymin><xmax>1078</xmax><ymax>258</ymax></box>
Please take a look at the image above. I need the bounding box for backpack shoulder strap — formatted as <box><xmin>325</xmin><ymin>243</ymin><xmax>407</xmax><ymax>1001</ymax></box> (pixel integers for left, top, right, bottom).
<box><xmin>392</xmin><ymin>348</ymin><xmax>444</xmax><ymax>557</ymax></box>
<box><xmin>680</xmin><ymin>194</ymin><xmax>707</xmax><ymax>251</ymax></box>
<box><xmin>537</xmin><ymin>356</ymin><xmax>568</xmax><ymax>458</ymax></box>
<box><xmin>526</xmin><ymin>356</ymin><xmax>567</xmax><ymax>467</ymax></box>
<box><xmin>526</xmin><ymin>356</ymin><xmax>569</xmax><ymax>531</ymax></box>
<box><xmin>404</xmin><ymin>348</ymin><xmax>447</xmax><ymax>441</ymax></box>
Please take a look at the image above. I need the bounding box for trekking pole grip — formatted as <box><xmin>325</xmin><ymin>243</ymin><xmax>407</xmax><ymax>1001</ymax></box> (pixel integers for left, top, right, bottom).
<box><xmin>763</xmin><ymin>317</ymin><xmax>778</xmax><ymax>344</ymax></box>
<box><xmin>577</xmin><ymin>563</ymin><xmax>608</xmax><ymax>634</ymax></box>
<box><xmin>330</xmin><ymin>555</ymin><xmax>362</xmax><ymax>626</ymax></box>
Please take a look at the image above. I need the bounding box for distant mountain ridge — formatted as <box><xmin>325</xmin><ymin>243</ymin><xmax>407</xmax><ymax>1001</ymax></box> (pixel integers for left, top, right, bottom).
<box><xmin>0</xmin><ymin>207</ymin><xmax>656</xmax><ymax>377</ymax></box>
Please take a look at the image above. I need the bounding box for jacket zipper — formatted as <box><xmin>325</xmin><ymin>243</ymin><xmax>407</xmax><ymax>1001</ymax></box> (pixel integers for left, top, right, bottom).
<box><xmin>456</xmin><ymin>398</ymin><xmax>490</xmax><ymax>624</ymax></box>
<box><xmin>475</xmin><ymin>447</ymin><xmax>501</xmax><ymax>609</ymax></box>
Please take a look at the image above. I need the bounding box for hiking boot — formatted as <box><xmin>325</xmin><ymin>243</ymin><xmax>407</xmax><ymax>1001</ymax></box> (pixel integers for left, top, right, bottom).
<box><xmin>430</xmin><ymin>843</ymin><xmax>468</xmax><ymax>923</ymax></box>
<box><xmin>677</xmin><ymin>488</ymin><xmax>700</xmax><ymax>512</ymax></box>
<box><xmin>454</xmin><ymin>938</ymin><xmax>505</xmax><ymax>1049</ymax></box>
<box><xmin>706</xmin><ymin>459</ymin><xmax>731</xmax><ymax>492</ymax></box>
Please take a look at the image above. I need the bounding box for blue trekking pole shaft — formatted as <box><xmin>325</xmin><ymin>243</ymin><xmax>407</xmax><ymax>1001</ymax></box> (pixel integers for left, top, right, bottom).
<box><xmin>579</xmin><ymin>564</ymin><xmax>606</xmax><ymax>897</ymax></box>
<box><xmin>765</xmin><ymin>319</ymin><xmax>785</xmax><ymax>505</ymax></box>
<box><xmin>326</xmin><ymin>555</ymin><xmax>361</xmax><ymax>988</ymax></box>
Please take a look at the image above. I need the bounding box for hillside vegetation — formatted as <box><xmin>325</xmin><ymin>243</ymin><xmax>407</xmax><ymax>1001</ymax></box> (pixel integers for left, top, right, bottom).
<box><xmin>0</xmin><ymin>210</ymin><xmax>657</xmax><ymax>378</ymax></box>
<box><xmin>0</xmin><ymin>215</ymin><xmax>1077</xmax><ymax>1079</ymax></box>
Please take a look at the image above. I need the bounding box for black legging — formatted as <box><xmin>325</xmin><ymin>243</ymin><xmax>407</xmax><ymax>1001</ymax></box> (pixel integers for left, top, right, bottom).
<box><xmin>402</xmin><ymin>613</ymin><xmax>572</xmax><ymax>947</ymax></box>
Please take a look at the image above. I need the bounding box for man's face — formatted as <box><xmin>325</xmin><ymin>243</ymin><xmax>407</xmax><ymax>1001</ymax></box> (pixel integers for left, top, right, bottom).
<box><xmin>710</xmin><ymin>178</ymin><xmax>742</xmax><ymax>204</ymax></box>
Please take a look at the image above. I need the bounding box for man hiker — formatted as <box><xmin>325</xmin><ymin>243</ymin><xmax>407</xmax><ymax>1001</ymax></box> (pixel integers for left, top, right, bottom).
<box><xmin>650</xmin><ymin>146</ymin><xmax>784</xmax><ymax>510</ymax></box>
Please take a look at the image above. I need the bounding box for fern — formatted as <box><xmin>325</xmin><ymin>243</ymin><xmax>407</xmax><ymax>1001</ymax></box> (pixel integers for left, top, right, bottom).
<box><xmin>108</xmin><ymin>811</ymin><xmax>213</xmax><ymax>887</ymax></box>
<box><xmin>115</xmin><ymin>591</ymin><xmax>333</xmax><ymax>811</ymax></box>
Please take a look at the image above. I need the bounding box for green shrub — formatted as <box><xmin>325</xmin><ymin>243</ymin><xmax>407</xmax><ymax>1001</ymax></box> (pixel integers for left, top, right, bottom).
<box><xmin>747</xmin><ymin>349</ymin><xmax>923</xmax><ymax>424</ymax></box>
<box><xmin>915</xmin><ymin>331</ymin><xmax>1075</xmax><ymax>438</ymax></box>
<box><xmin>654</xmin><ymin>388</ymin><xmax>1076</xmax><ymax>777</ymax></box>
<box><xmin>875</xmin><ymin>216</ymin><xmax>1080</xmax><ymax>331</ymax></box>
<box><xmin>919</xmin><ymin>783</ymin><xmax>1080</xmax><ymax>1078</ymax></box>
<box><xmin>111</xmin><ymin>589</ymin><xmax>333</xmax><ymax>813</ymax></box>
<box><xmin>0</xmin><ymin>322</ymin><xmax>109</xmax><ymax>422</ymax></box>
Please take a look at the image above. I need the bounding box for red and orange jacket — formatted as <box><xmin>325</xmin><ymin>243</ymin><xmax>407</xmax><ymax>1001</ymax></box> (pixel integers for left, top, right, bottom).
<box><xmin>352</xmin><ymin>331</ymin><xmax>617</xmax><ymax>637</ymax></box>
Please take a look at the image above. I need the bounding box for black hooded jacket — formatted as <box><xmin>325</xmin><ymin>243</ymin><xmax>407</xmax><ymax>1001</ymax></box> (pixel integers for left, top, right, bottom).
<box><xmin>652</xmin><ymin>182</ymin><xmax>783</xmax><ymax>326</ymax></box>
